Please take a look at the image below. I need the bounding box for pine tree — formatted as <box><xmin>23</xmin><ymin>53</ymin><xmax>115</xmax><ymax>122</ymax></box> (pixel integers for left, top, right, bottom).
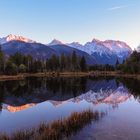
<box><xmin>116</xmin><ymin>59</ymin><xmax>119</xmax><ymax>66</ymax></box>
<box><xmin>80</xmin><ymin>56</ymin><xmax>87</xmax><ymax>72</ymax></box>
<box><xmin>115</xmin><ymin>59</ymin><xmax>119</xmax><ymax>70</ymax></box>
<box><xmin>0</xmin><ymin>45</ymin><xmax>4</xmax><ymax>74</ymax></box>
<box><xmin>71</xmin><ymin>51</ymin><xmax>78</xmax><ymax>71</ymax></box>
<box><xmin>51</xmin><ymin>54</ymin><xmax>59</xmax><ymax>71</ymax></box>
<box><xmin>60</xmin><ymin>53</ymin><xmax>66</xmax><ymax>71</ymax></box>
<box><xmin>66</xmin><ymin>55</ymin><xmax>72</xmax><ymax>71</ymax></box>
<box><xmin>26</xmin><ymin>55</ymin><xmax>33</xmax><ymax>72</ymax></box>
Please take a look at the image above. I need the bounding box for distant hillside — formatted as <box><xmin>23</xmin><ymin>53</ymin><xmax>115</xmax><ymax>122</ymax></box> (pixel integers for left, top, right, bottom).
<box><xmin>2</xmin><ymin>41</ymin><xmax>96</xmax><ymax>65</ymax></box>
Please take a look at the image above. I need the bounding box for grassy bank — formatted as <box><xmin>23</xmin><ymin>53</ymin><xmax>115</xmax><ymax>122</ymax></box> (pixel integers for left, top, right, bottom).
<box><xmin>0</xmin><ymin>72</ymin><xmax>91</xmax><ymax>81</ymax></box>
<box><xmin>91</xmin><ymin>71</ymin><xmax>140</xmax><ymax>79</ymax></box>
<box><xmin>0</xmin><ymin>71</ymin><xmax>140</xmax><ymax>81</ymax></box>
<box><xmin>0</xmin><ymin>110</ymin><xmax>99</xmax><ymax>140</ymax></box>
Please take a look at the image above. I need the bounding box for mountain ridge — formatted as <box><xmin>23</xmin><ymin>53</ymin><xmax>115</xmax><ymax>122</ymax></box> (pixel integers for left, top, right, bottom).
<box><xmin>0</xmin><ymin>34</ymin><xmax>133</xmax><ymax>65</ymax></box>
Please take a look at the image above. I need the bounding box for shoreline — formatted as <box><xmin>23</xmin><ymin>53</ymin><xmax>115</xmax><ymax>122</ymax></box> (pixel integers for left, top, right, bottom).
<box><xmin>0</xmin><ymin>72</ymin><xmax>91</xmax><ymax>81</ymax></box>
<box><xmin>90</xmin><ymin>71</ymin><xmax>140</xmax><ymax>79</ymax></box>
<box><xmin>0</xmin><ymin>71</ymin><xmax>140</xmax><ymax>81</ymax></box>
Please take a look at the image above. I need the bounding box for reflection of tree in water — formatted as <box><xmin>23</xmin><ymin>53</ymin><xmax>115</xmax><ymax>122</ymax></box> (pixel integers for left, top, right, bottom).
<box><xmin>1</xmin><ymin>77</ymin><xmax>119</xmax><ymax>97</ymax></box>
<box><xmin>118</xmin><ymin>78</ymin><xmax>140</xmax><ymax>99</ymax></box>
<box><xmin>0</xmin><ymin>76</ymin><xmax>123</xmax><ymax>106</ymax></box>
<box><xmin>112</xmin><ymin>104</ymin><xmax>119</xmax><ymax>110</ymax></box>
<box><xmin>4</xmin><ymin>80</ymin><xmax>28</xmax><ymax>96</ymax></box>
<box><xmin>0</xmin><ymin>82</ymin><xmax>5</xmax><ymax>112</ymax></box>
<box><xmin>0</xmin><ymin>77</ymin><xmax>88</xmax><ymax>99</ymax></box>
<box><xmin>44</xmin><ymin>77</ymin><xmax>87</xmax><ymax>97</ymax></box>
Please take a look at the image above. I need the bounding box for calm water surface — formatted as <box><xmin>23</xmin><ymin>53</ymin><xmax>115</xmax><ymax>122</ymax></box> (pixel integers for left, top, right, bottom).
<box><xmin>0</xmin><ymin>76</ymin><xmax>140</xmax><ymax>140</ymax></box>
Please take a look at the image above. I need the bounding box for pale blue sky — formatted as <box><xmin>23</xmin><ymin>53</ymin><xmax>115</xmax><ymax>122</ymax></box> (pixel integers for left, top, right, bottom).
<box><xmin>0</xmin><ymin>0</ymin><xmax>140</xmax><ymax>48</ymax></box>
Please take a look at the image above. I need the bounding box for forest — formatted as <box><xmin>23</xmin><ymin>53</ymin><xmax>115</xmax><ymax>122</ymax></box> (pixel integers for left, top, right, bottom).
<box><xmin>0</xmin><ymin>45</ymin><xmax>88</xmax><ymax>75</ymax></box>
<box><xmin>1</xmin><ymin>44</ymin><xmax>139</xmax><ymax>75</ymax></box>
<box><xmin>117</xmin><ymin>51</ymin><xmax>140</xmax><ymax>74</ymax></box>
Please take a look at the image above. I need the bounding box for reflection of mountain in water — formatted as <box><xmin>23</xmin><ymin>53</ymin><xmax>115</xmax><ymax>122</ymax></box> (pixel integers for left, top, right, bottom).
<box><xmin>69</xmin><ymin>86</ymin><xmax>131</xmax><ymax>105</ymax></box>
<box><xmin>49</xmin><ymin>86</ymin><xmax>131</xmax><ymax>107</ymax></box>
<box><xmin>3</xmin><ymin>103</ymin><xmax>36</xmax><ymax>113</ymax></box>
<box><xmin>0</xmin><ymin>77</ymin><xmax>132</xmax><ymax>112</ymax></box>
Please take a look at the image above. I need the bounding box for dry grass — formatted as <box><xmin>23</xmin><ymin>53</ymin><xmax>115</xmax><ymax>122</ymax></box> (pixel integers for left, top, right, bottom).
<box><xmin>0</xmin><ymin>72</ymin><xmax>90</xmax><ymax>81</ymax></box>
<box><xmin>1</xmin><ymin>71</ymin><xmax>140</xmax><ymax>81</ymax></box>
<box><xmin>91</xmin><ymin>71</ymin><xmax>140</xmax><ymax>79</ymax></box>
<box><xmin>0</xmin><ymin>110</ymin><xmax>100</xmax><ymax>140</ymax></box>
<box><xmin>0</xmin><ymin>75</ymin><xmax>25</xmax><ymax>81</ymax></box>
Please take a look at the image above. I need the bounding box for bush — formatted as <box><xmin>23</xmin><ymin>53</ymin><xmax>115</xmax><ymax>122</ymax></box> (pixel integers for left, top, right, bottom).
<box><xmin>19</xmin><ymin>64</ymin><xmax>27</xmax><ymax>73</ymax></box>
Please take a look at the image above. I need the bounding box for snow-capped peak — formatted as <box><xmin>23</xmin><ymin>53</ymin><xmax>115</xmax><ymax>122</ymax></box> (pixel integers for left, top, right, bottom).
<box><xmin>0</xmin><ymin>34</ymin><xmax>35</xmax><ymax>44</ymax></box>
<box><xmin>69</xmin><ymin>38</ymin><xmax>132</xmax><ymax>60</ymax></box>
<box><xmin>48</xmin><ymin>39</ymin><xmax>63</xmax><ymax>46</ymax></box>
<box><xmin>103</xmin><ymin>40</ymin><xmax>131</xmax><ymax>51</ymax></box>
<box><xmin>68</xmin><ymin>42</ymin><xmax>83</xmax><ymax>48</ymax></box>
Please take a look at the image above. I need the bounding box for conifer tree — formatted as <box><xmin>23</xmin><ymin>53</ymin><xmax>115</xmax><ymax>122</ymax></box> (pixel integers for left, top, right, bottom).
<box><xmin>60</xmin><ymin>53</ymin><xmax>66</xmax><ymax>71</ymax></box>
<box><xmin>80</xmin><ymin>56</ymin><xmax>87</xmax><ymax>72</ymax></box>
<box><xmin>0</xmin><ymin>45</ymin><xmax>4</xmax><ymax>74</ymax></box>
<box><xmin>71</xmin><ymin>51</ymin><xmax>78</xmax><ymax>71</ymax></box>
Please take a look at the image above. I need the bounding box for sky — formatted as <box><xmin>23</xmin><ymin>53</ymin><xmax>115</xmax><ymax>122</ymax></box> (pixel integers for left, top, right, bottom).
<box><xmin>0</xmin><ymin>0</ymin><xmax>140</xmax><ymax>49</ymax></box>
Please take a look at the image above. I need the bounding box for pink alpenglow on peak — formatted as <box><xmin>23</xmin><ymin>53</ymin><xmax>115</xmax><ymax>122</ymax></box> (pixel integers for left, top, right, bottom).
<box><xmin>69</xmin><ymin>38</ymin><xmax>132</xmax><ymax>59</ymax></box>
<box><xmin>103</xmin><ymin>40</ymin><xmax>132</xmax><ymax>51</ymax></box>
<box><xmin>0</xmin><ymin>34</ymin><xmax>35</xmax><ymax>44</ymax></box>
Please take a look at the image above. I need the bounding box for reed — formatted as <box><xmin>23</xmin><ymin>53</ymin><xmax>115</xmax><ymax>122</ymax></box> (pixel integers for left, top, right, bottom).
<box><xmin>0</xmin><ymin>110</ymin><xmax>100</xmax><ymax>140</ymax></box>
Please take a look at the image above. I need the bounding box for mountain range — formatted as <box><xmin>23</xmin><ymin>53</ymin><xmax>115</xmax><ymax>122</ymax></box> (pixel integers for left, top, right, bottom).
<box><xmin>0</xmin><ymin>35</ymin><xmax>133</xmax><ymax>65</ymax></box>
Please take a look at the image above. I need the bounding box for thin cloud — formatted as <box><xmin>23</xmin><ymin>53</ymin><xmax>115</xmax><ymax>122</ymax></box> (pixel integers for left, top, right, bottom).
<box><xmin>108</xmin><ymin>5</ymin><xmax>130</xmax><ymax>11</ymax></box>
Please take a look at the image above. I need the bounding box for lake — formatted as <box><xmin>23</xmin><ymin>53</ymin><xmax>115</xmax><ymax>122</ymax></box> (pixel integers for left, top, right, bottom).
<box><xmin>0</xmin><ymin>76</ymin><xmax>140</xmax><ymax>140</ymax></box>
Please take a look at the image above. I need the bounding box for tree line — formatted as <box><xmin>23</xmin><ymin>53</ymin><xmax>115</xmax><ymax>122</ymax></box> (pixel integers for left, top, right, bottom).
<box><xmin>0</xmin><ymin>44</ymin><xmax>126</xmax><ymax>75</ymax></box>
<box><xmin>0</xmin><ymin>45</ymin><xmax>87</xmax><ymax>75</ymax></box>
<box><xmin>89</xmin><ymin>64</ymin><xmax>115</xmax><ymax>71</ymax></box>
<box><xmin>117</xmin><ymin>51</ymin><xmax>140</xmax><ymax>74</ymax></box>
